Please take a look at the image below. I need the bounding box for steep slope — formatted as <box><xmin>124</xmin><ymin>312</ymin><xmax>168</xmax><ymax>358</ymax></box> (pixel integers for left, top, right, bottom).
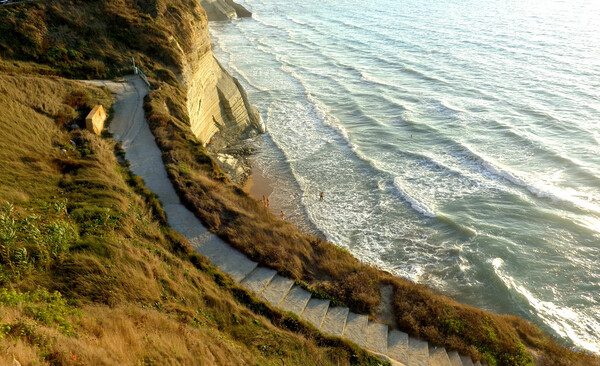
<box><xmin>0</xmin><ymin>0</ymin><xmax>264</xmax><ymax>146</ymax></box>
<box><xmin>200</xmin><ymin>0</ymin><xmax>253</xmax><ymax>20</ymax></box>
<box><xmin>0</xmin><ymin>73</ymin><xmax>383</xmax><ymax>365</ymax></box>
<box><xmin>171</xmin><ymin>3</ymin><xmax>264</xmax><ymax>144</ymax></box>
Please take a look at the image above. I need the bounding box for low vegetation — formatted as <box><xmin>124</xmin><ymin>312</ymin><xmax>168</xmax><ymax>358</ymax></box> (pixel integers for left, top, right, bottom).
<box><xmin>0</xmin><ymin>0</ymin><xmax>597</xmax><ymax>365</ymax></box>
<box><xmin>0</xmin><ymin>74</ymin><xmax>386</xmax><ymax>365</ymax></box>
<box><xmin>0</xmin><ymin>0</ymin><xmax>184</xmax><ymax>79</ymax></box>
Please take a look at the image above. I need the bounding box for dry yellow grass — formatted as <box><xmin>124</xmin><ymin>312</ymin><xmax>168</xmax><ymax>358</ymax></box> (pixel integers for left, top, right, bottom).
<box><xmin>0</xmin><ymin>73</ymin><xmax>386</xmax><ymax>365</ymax></box>
<box><xmin>0</xmin><ymin>74</ymin><xmax>111</xmax><ymax>202</ymax></box>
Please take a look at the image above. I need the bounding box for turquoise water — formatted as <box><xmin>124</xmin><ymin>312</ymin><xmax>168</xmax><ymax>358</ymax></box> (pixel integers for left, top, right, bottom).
<box><xmin>210</xmin><ymin>0</ymin><xmax>600</xmax><ymax>352</ymax></box>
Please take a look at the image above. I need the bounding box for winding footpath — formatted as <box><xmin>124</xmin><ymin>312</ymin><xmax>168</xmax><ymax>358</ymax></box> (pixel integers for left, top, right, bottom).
<box><xmin>90</xmin><ymin>76</ymin><xmax>485</xmax><ymax>366</ymax></box>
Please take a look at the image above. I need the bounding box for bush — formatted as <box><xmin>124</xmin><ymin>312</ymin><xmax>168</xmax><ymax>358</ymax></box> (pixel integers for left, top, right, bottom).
<box><xmin>64</xmin><ymin>90</ymin><xmax>91</xmax><ymax>110</ymax></box>
<box><xmin>53</xmin><ymin>105</ymin><xmax>77</xmax><ymax>127</ymax></box>
<box><xmin>83</xmin><ymin>59</ymin><xmax>108</xmax><ymax>79</ymax></box>
<box><xmin>0</xmin><ymin>205</ymin><xmax>76</xmax><ymax>281</ymax></box>
<box><xmin>0</xmin><ymin>288</ymin><xmax>78</xmax><ymax>335</ymax></box>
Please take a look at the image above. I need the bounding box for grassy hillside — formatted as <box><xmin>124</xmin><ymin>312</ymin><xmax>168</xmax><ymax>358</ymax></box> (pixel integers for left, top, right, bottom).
<box><xmin>0</xmin><ymin>0</ymin><xmax>188</xmax><ymax>78</ymax></box>
<box><xmin>0</xmin><ymin>74</ymin><xmax>385</xmax><ymax>365</ymax></box>
<box><xmin>0</xmin><ymin>0</ymin><xmax>597</xmax><ymax>365</ymax></box>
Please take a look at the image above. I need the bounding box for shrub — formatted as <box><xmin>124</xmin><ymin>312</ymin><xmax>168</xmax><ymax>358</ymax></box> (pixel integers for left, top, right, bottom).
<box><xmin>53</xmin><ymin>105</ymin><xmax>77</xmax><ymax>127</ymax></box>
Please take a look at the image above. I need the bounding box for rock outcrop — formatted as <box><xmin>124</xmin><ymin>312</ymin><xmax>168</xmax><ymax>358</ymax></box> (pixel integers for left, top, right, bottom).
<box><xmin>200</xmin><ymin>0</ymin><xmax>252</xmax><ymax>21</ymax></box>
<box><xmin>173</xmin><ymin>0</ymin><xmax>264</xmax><ymax>145</ymax></box>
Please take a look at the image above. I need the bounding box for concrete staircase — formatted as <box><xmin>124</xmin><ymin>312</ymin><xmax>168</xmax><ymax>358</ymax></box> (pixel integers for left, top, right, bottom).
<box><xmin>104</xmin><ymin>76</ymin><xmax>487</xmax><ymax>366</ymax></box>
<box><xmin>196</xmin><ymin>238</ymin><xmax>486</xmax><ymax>366</ymax></box>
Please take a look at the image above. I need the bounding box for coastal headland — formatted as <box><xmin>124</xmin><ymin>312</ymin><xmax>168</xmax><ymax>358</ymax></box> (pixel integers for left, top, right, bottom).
<box><xmin>0</xmin><ymin>0</ymin><xmax>597</xmax><ymax>364</ymax></box>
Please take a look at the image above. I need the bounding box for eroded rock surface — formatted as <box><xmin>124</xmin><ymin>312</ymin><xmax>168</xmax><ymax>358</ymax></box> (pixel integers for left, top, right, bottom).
<box><xmin>172</xmin><ymin>0</ymin><xmax>264</xmax><ymax>146</ymax></box>
<box><xmin>200</xmin><ymin>0</ymin><xmax>253</xmax><ymax>20</ymax></box>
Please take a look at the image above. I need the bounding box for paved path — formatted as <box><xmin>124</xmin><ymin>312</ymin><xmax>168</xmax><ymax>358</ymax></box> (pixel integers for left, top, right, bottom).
<box><xmin>90</xmin><ymin>76</ymin><xmax>484</xmax><ymax>366</ymax></box>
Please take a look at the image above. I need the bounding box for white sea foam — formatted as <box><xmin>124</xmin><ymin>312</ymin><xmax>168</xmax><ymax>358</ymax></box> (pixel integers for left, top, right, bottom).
<box><xmin>450</xmin><ymin>142</ymin><xmax>600</xmax><ymax>216</ymax></box>
<box><xmin>481</xmin><ymin>154</ymin><xmax>600</xmax><ymax>215</ymax></box>
<box><xmin>286</xmin><ymin>15</ymin><xmax>307</xmax><ymax>26</ymax></box>
<box><xmin>342</xmin><ymin>20</ymin><xmax>362</xmax><ymax>29</ymax></box>
<box><xmin>439</xmin><ymin>99</ymin><xmax>466</xmax><ymax>114</ymax></box>
<box><xmin>393</xmin><ymin>178</ymin><xmax>437</xmax><ymax>218</ymax></box>
<box><xmin>359</xmin><ymin>70</ymin><xmax>397</xmax><ymax>88</ymax></box>
<box><xmin>229</xmin><ymin>60</ymin><xmax>271</xmax><ymax>93</ymax></box>
<box><xmin>252</xmin><ymin>13</ymin><xmax>288</xmax><ymax>33</ymax></box>
<box><xmin>492</xmin><ymin>258</ymin><xmax>600</xmax><ymax>353</ymax></box>
<box><xmin>212</xmin><ymin>0</ymin><xmax>600</xmax><ymax>352</ymax></box>
<box><xmin>210</xmin><ymin>30</ymin><xmax>271</xmax><ymax>94</ymax></box>
<box><xmin>277</xmin><ymin>62</ymin><xmax>378</xmax><ymax>168</ymax></box>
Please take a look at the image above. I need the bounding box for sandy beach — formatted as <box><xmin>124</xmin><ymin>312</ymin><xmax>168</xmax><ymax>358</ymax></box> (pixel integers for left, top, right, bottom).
<box><xmin>243</xmin><ymin>158</ymin><xmax>274</xmax><ymax>202</ymax></box>
<box><xmin>243</xmin><ymin>153</ymin><xmax>326</xmax><ymax>238</ymax></box>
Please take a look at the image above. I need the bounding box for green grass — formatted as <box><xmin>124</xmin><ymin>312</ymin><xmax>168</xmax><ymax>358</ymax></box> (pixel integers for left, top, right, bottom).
<box><xmin>0</xmin><ymin>201</ymin><xmax>75</xmax><ymax>281</ymax></box>
<box><xmin>0</xmin><ymin>288</ymin><xmax>78</xmax><ymax>336</ymax></box>
<box><xmin>0</xmin><ymin>0</ymin><xmax>201</xmax><ymax>79</ymax></box>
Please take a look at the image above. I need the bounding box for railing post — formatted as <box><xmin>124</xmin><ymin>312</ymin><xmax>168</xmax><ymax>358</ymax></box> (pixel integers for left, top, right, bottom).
<box><xmin>132</xmin><ymin>56</ymin><xmax>150</xmax><ymax>87</ymax></box>
<box><xmin>132</xmin><ymin>56</ymin><xmax>137</xmax><ymax>75</ymax></box>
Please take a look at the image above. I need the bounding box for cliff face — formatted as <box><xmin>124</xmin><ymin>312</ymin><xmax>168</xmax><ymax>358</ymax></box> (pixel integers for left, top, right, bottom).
<box><xmin>200</xmin><ymin>0</ymin><xmax>252</xmax><ymax>21</ymax></box>
<box><xmin>173</xmin><ymin>1</ymin><xmax>264</xmax><ymax>145</ymax></box>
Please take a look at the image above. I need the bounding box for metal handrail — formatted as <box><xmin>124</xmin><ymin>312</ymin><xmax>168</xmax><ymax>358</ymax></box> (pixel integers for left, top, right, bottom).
<box><xmin>132</xmin><ymin>57</ymin><xmax>151</xmax><ymax>87</ymax></box>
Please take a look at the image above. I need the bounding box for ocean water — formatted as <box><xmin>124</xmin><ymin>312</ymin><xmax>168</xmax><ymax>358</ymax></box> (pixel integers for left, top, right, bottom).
<box><xmin>209</xmin><ymin>0</ymin><xmax>600</xmax><ymax>353</ymax></box>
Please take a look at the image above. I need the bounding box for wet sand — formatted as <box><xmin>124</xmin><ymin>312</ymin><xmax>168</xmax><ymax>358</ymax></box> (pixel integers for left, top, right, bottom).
<box><xmin>243</xmin><ymin>159</ymin><xmax>274</xmax><ymax>201</ymax></box>
<box><xmin>243</xmin><ymin>154</ymin><xmax>326</xmax><ymax>239</ymax></box>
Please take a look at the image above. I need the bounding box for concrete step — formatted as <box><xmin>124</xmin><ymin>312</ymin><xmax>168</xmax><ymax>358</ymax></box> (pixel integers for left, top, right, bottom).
<box><xmin>429</xmin><ymin>347</ymin><xmax>452</xmax><ymax>366</ymax></box>
<box><xmin>260</xmin><ymin>275</ymin><xmax>294</xmax><ymax>306</ymax></box>
<box><xmin>163</xmin><ymin>204</ymin><xmax>203</xmax><ymax>240</ymax></box>
<box><xmin>460</xmin><ymin>355</ymin><xmax>474</xmax><ymax>366</ymax></box>
<box><xmin>321</xmin><ymin>306</ymin><xmax>349</xmax><ymax>337</ymax></box>
<box><xmin>408</xmin><ymin>337</ymin><xmax>430</xmax><ymax>366</ymax></box>
<box><xmin>365</xmin><ymin>321</ymin><xmax>388</xmax><ymax>355</ymax></box>
<box><xmin>301</xmin><ymin>298</ymin><xmax>330</xmax><ymax>328</ymax></box>
<box><xmin>368</xmin><ymin>352</ymin><xmax>402</xmax><ymax>366</ymax></box>
<box><xmin>342</xmin><ymin>312</ymin><xmax>368</xmax><ymax>347</ymax></box>
<box><xmin>196</xmin><ymin>239</ymin><xmax>257</xmax><ymax>282</ymax></box>
<box><xmin>446</xmin><ymin>351</ymin><xmax>463</xmax><ymax>366</ymax></box>
<box><xmin>279</xmin><ymin>285</ymin><xmax>312</xmax><ymax>315</ymax></box>
<box><xmin>387</xmin><ymin>329</ymin><xmax>409</xmax><ymax>364</ymax></box>
<box><xmin>239</xmin><ymin>267</ymin><xmax>277</xmax><ymax>295</ymax></box>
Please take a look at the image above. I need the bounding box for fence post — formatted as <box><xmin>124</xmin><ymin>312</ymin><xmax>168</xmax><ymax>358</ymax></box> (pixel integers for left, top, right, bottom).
<box><xmin>131</xmin><ymin>56</ymin><xmax>150</xmax><ymax>87</ymax></box>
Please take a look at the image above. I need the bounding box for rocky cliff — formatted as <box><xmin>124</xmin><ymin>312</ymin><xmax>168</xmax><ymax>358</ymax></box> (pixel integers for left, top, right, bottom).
<box><xmin>173</xmin><ymin>0</ymin><xmax>264</xmax><ymax>145</ymax></box>
<box><xmin>200</xmin><ymin>0</ymin><xmax>252</xmax><ymax>21</ymax></box>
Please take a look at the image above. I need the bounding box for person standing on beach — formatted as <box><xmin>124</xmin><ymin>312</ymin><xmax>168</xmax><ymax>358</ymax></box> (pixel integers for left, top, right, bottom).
<box><xmin>266</xmin><ymin>198</ymin><xmax>270</xmax><ymax>208</ymax></box>
<box><xmin>280</xmin><ymin>211</ymin><xmax>285</xmax><ymax>219</ymax></box>
<box><xmin>262</xmin><ymin>195</ymin><xmax>267</xmax><ymax>207</ymax></box>
<box><xmin>319</xmin><ymin>191</ymin><xmax>324</xmax><ymax>201</ymax></box>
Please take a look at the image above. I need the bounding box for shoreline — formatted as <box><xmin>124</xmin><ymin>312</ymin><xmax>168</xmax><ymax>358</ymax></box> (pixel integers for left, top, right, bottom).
<box><xmin>243</xmin><ymin>140</ymin><xmax>327</xmax><ymax>239</ymax></box>
<box><xmin>243</xmin><ymin>157</ymin><xmax>274</xmax><ymax>202</ymax></box>
<box><xmin>206</xmin><ymin>2</ymin><xmax>600</xmax><ymax>356</ymax></box>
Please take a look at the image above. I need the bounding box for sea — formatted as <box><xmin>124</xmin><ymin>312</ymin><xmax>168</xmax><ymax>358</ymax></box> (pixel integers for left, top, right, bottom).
<box><xmin>209</xmin><ymin>0</ymin><xmax>600</xmax><ymax>353</ymax></box>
